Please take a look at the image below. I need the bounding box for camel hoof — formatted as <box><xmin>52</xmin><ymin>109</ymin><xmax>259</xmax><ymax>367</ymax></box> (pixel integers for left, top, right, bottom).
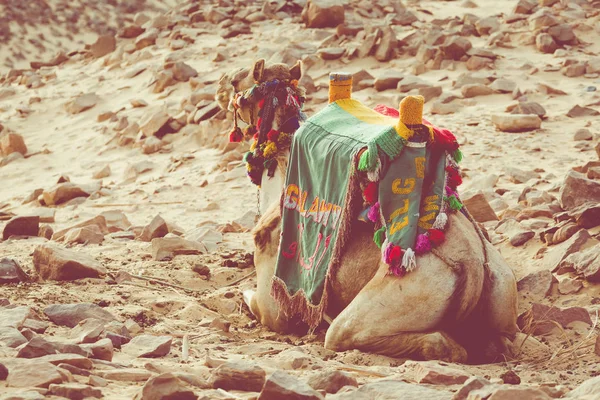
<box><xmin>243</xmin><ymin>290</ymin><xmax>255</xmax><ymax>313</ymax></box>
<box><xmin>421</xmin><ymin>332</ymin><xmax>468</xmax><ymax>363</ymax></box>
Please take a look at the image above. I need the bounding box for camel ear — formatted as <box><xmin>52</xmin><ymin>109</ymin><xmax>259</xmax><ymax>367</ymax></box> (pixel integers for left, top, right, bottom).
<box><xmin>289</xmin><ymin>60</ymin><xmax>302</xmax><ymax>80</ymax></box>
<box><xmin>252</xmin><ymin>59</ymin><xmax>265</xmax><ymax>82</ymax></box>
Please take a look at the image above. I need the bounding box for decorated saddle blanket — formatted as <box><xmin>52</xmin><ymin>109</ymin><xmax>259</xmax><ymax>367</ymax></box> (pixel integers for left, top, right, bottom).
<box><xmin>271</xmin><ymin>99</ymin><xmax>463</xmax><ymax>329</ymax></box>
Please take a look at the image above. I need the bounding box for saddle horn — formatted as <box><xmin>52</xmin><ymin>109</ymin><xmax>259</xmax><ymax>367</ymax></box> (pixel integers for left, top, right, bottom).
<box><xmin>328</xmin><ymin>72</ymin><xmax>352</xmax><ymax>103</ymax></box>
<box><xmin>399</xmin><ymin>95</ymin><xmax>425</xmax><ymax>125</ymax></box>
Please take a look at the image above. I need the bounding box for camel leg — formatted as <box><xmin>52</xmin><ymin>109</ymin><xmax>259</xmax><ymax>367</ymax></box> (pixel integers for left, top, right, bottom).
<box><xmin>325</xmin><ymin>254</ymin><xmax>469</xmax><ymax>363</ymax></box>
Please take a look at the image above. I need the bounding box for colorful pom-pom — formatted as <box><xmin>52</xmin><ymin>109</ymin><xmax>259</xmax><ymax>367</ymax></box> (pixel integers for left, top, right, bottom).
<box><xmin>368</xmin><ymin>202</ymin><xmax>380</xmax><ymax>223</ymax></box>
<box><xmin>389</xmin><ymin>245</ymin><xmax>402</xmax><ymax>265</ymax></box>
<box><xmin>415</xmin><ymin>234</ymin><xmax>432</xmax><ymax>255</ymax></box>
<box><xmin>267</xmin><ymin>129</ymin><xmax>280</xmax><ymax>142</ymax></box>
<box><xmin>229</xmin><ymin>128</ymin><xmax>244</xmax><ymax>143</ymax></box>
<box><xmin>453</xmin><ymin>148</ymin><xmax>463</xmax><ymax>163</ymax></box>
<box><xmin>243</xmin><ymin>152</ymin><xmax>252</xmax><ymax>163</ymax></box>
<box><xmin>263</xmin><ymin>142</ymin><xmax>277</xmax><ymax>158</ymax></box>
<box><xmin>373</xmin><ymin>226</ymin><xmax>386</xmax><ymax>249</ymax></box>
<box><xmin>428</xmin><ymin>229</ymin><xmax>445</xmax><ymax>246</ymax></box>
<box><xmin>446</xmin><ymin>166</ymin><xmax>463</xmax><ymax>188</ymax></box>
<box><xmin>389</xmin><ymin>265</ymin><xmax>406</xmax><ymax>277</ymax></box>
<box><xmin>446</xmin><ymin>195</ymin><xmax>463</xmax><ymax>211</ymax></box>
<box><xmin>244</xmin><ymin>125</ymin><xmax>257</xmax><ymax>137</ymax></box>
<box><xmin>434</xmin><ymin>127</ymin><xmax>459</xmax><ymax>152</ymax></box>
<box><xmin>363</xmin><ymin>182</ymin><xmax>378</xmax><ymax>204</ymax></box>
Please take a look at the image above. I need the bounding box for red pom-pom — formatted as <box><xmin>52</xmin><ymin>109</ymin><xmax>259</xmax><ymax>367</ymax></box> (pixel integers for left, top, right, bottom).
<box><xmin>446</xmin><ymin>166</ymin><xmax>462</xmax><ymax>188</ymax></box>
<box><xmin>389</xmin><ymin>245</ymin><xmax>403</xmax><ymax>264</ymax></box>
<box><xmin>434</xmin><ymin>127</ymin><xmax>459</xmax><ymax>152</ymax></box>
<box><xmin>363</xmin><ymin>182</ymin><xmax>378</xmax><ymax>204</ymax></box>
<box><xmin>267</xmin><ymin>129</ymin><xmax>280</xmax><ymax>142</ymax></box>
<box><xmin>229</xmin><ymin>128</ymin><xmax>243</xmax><ymax>143</ymax></box>
<box><xmin>428</xmin><ymin>229</ymin><xmax>445</xmax><ymax>246</ymax></box>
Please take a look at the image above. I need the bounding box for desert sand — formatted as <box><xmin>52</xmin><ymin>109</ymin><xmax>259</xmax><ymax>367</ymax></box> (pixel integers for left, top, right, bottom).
<box><xmin>1</xmin><ymin>0</ymin><xmax>600</xmax><ymax>399</ymax></box>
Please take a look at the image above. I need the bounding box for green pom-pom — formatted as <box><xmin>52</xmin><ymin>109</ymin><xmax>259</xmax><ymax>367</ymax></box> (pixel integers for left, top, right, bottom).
<box><xmin>453</xmin><ymin>148</ymin><xmax>463</xmax><ymax>163</ymax></box>
<box><xmin>358</xmin><ymin>151</ymin><xmax>370</xmax><ymax>171</ymax></box>
<box><xmin>373</xmin><ymin>227</ymin><xmax>386</xmax><ymax>249</ymax></box>
<box><xmin>447</xmin><ymin>195</ymin><xmax>463</xmax><ymax>211</ymax></box>
<box><xmin>243</xmin><ymin>152</ymin><xmax>252</xmax><ymax>163</ymax></box>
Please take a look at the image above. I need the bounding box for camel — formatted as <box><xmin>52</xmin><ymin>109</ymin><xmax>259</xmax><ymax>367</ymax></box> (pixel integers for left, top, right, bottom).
<box><xmin>218</xmin><ymin>60</ymin><xmax>518</xmax><ymax>363</ymax></box>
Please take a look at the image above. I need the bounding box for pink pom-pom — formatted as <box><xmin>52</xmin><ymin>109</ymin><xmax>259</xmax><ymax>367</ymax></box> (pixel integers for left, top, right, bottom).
<box><xmin>415</xmin><ymin>234</ymin><xmax>432</xmax><ymax>255</ymax></box>
<box><xmin>367</xmin><ymin>202</ymin><xmax>380</xmax><ymax>223</ymax></box>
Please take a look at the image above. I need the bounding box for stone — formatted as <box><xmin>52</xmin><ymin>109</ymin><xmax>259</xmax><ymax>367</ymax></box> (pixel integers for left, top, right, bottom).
<box><xmin>70</xmin><ymin>318</ymin><xmax>106</xmax><ymax>344</ymax></box>
<box><xmin>562</xmin><ymin>63</ymin><xmax>586</xmax><ymax>78</ymax></box>
<box><xmin>508</xmin><ymin>102</ymin><xmax>546</xmax><ymax>119</ymax></box>
<box><xmin>475</xmin><ymin>16</ymin><xmax>500</xmax><ymax>36</ymax></box>
<box><xmin>0</xmin><ymin>88</ymin><xmax>16</xmax><ymax>100</ymax></box>
<box><xmin>82</xmin><ymin>338</ymin><xmax>113</xmax><ymax>361</ymax></box>
<box><xmin>374</xmin><ymin>71</ymin><xmax>404</xmax><ymax>92</ymax></box>
<box><xmin>318</xmin><ymin>47</ymin><xmax>345</xmax><ymax>60</ymax></box>
<box><xmin>559</xmin><ymin>171</ymin><xmax>600</xmax><ymax>211</ymax></box>
<box><xmin>567</xmin><ymin>105</ymin><xmax>600</xmax><ymax>118</ymax></box>
<box><xmin>375</xmin><ymin>26</ymin><xmax>398</xmax><ymax>62</ymax></box>
<box><xmin>172</xmin><ymin>62</ymin><xmax>198</xmax><ymax>82</ymax></box>
<box><xmin>462</xmin><ymin>192</ymin><xmax>498</xmax><ymax>222</ymax></box>
<box><xmin>64</xmin><ymin>225</ymin><xmax>105</xmax><ymax>245</ymax></box>
<box><xmin>329</xmin><ymin>380</ymin><xmax>450</xmax><ymax>399</ymax></box>
<box><xmin>48</xmin><ymin>383</ymin><xmax>103</xmax><ymax>399</ymax></box>
<box><xmin>140</xmin><ymin>110</ymin><xmax>170</xmax><ymax>137</ymax></box>
<box><xmin>17</xmin><ymin>336</ymin><xmax>58</xmax><ymax>358</ymax></box>
<box><xmin>441</xmin><ymin>37</ymin><xmax>472</xmax><ymax>60</ymax></box>
<box><xmin>44</xmin><ymin>303</ymin><xmax>116</xmax><ymax>328</ymax></box>
<box><xmin>211</xmin><ymin>361</ymin><xmax>266</xmax><ymax>392</ymax></box>
<box><xmin>89</xmin><ymin>375</ymin><xmax>108</xmax><ymax>387</ymax></box>
<box><xmin>431</xmin><ymin>101</ymin><xmax>461</xmax><ymax>115</ymax></box>
<box><xmin>569</xmin><ymin>375</ymin><xmax>600</xmax><ymax>398</ymax></box>
<box><xmin>558</xmin><ymin>278</ymin><xmax>583</xmax><ymax>295</ymax></box>
<box><xmin>96</xmin><ymin>368</ymin><xmax>152</xmax><ymax>382</ymax></box>
<box><xmin>93</xmin><ymin>165</ymin><xmax>112</xmax><ymax>179</ymax></box>
<box><xmin>452</xmin><ymin>376</ymin><xmax>491</xmax><ymax>400</ymax></box>
<box><xmin>536</xmin><ymin>33</ymin><xmax>557</xmax><ymax>54</ymax></box>
<box><xmin>529</xmin><ymin>9</ymin><xmax>558</xmax><ymax>30</ymax></box>
<box><xmin>490</xmin><ymin>79</ymin><xmax>517</xmax><ymax>93</ymax></box>
<box><xmin>500</xmin><ymin>370</ymin><xmax>521</xmax><ymax>385</ymax></box>
<box><xmin>462</xmin><ymin>84</ymin><xmax>494</xmax><ymax>98</ymax></box>
<box><xmin>551</xmin><ymin>223</ymin><xmax>580</xmax><ymax>245</ymax></box>
<box><xmin>510</xmin><ymin>231</ymin><xmax>535</xmax><ymax>247</ymax></box>
<box><xmin>574</xmin><ymin>128</ymin><xmax>593</xmax><ymax>141</ymax></box>
<box><xmin>66</xmin><ymin>93</ymin><xmax>99</xmax><ymax>114</ymax></box>
<box><xmin>466</xmin><ymin>56</ymin><xmax>493</xmax><ymax>71</ymax></box>
<box><xmin>407</xmin><ymin>361</ymin><xmax>469</xmax><ymax>385</ymax></box>
<box><xmin>138</xmin><ymin>372</ymin><xmax>197</xmax><ymax>400</ymax></box>
<box><xmin>546</xmin><ymin>229</ymin><xmax>595</xmax><ymax>272</ymax></box>
<box><xmin>491</xmin><ymin>114</ymin><xmax>541</xmax><ymax>133</ymax></box>
<box><xmin>303</xmin><ymin>0</ymin><xmax>344</xmax><ymax>29</ymax></box>
<box><xmin>119</xmin><ymin>25</ymin><xmax>145</xmax><ymax>38</ymax></box>
<box><xmin>0</xmin><ymin>362</ymin><xmax>7</xmax><ymax>380</ymax></box>
<box><xmin>506</xmin><ymin>167</ymin><xmax>539</xmax><ymax>184</ymax></box>
<box><xmin>139</xmin><ymin>214</ymin><xmax>169</xmax><ymax>242</ymax></box>
<box><xmin>0</xmin><ymin>325</ymin><xmax>28</xmax><ymax>347</ymax></box>
<box><xmin>52</xmin><ymin>216</ymin><xmax>108</xmax><ymax>242</ymax></box>
<box><xmin>419</xmin><ymin>86</ymin><xmax>443</xmax><ymax>103</ymax></box>
<box><xmin>0</xmin><ymin>305</ymin><xmax>32</xmax><ymax>329</ymax></box>
<box><xmin>0</xmin><ymin>258</ymin><xmax>29</xmax><ymax>283</ymax></box>
<box><xmin>6</xmin><ymin>362</ymin><xmax>66</xmax><ymax>388</ymax></box>
<box><xmin>560</xmin><ymin>247</ymin><xmax>600</xmax><ymax>282</ymax></box>
<box><xmin>90</xmin><ymin>35</ymin><xmax>116</xmax><ymax>58</ymax></box>
<box><xmin>142</xmin><ymin>136</ymin><xmax>163</xmax><ymax>154</ymax></box>
<box><xmin>0</xmin><ymin>133</ymin><xmax>27</xmax><ymax>156</ymax></box>
<box><xmin>514</xmin><ymin>0</ymin><xmax>537</xmax><ymax>14</ymax></box>
<box><xmin>517</xmin><ymin>270</ymin><xmax>556</xmax><ymax>300</ymax></box>
<box><xmin>308</xmin><ymin>370</ymin><xmax>358</xmax><ymax>394</ymax></box>
<box><xmin>42</xmin><ymin>182</ymin><xmax>95</xmax><ymax>206</ymax></box>
<box><xmin>517</xmin><ymin>303</ymin><xmax>592</xmax><ymax>335</ymax></box>
<box><xmin>398</xmin><ymin>76</ymin><xmax>430</xmax><ymax>93</ymax></box>
<box><xmin>259</xmin><ymin>370</ymin><xmax>323</xmax><ymax>400</ymax></box>
<box><xmin>151</xmin><ymin>237</ymin><xmax>207</xmax><ymax>261</ymax></box>
<box><xmin>37</xmin><ymin>353</ymin><xmax>93</xmax><ymax>369</ymax></box>
<box><xmin>22</xmin><ymin>319</ymin><xmax>49</xmax><ymax>334</ymax></box>
<box><xmin>33</xmin><ymin>244</ymin><xmax>106</xmax><ymax>281</ymax></box>
<box><xmin>548</xmin><ymin>24</ymin><xmax>576</xmax><ymax>44</ymax></box>
<box><xmin>135</xmin><ymin>28</ymin><xmax>158</xmax><ymax>49</ymax></box>
<box><xmin>122</xmin><ymin>335</ymin><xmax>172</xmax><ymax>358</ymax></box>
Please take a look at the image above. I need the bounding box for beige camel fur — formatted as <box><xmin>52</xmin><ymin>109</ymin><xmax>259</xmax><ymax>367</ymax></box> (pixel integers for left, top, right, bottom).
<box><xmin>224</xmin><ymin>60</ymin><xmax>518</xmax><ymax>363</ymax></box>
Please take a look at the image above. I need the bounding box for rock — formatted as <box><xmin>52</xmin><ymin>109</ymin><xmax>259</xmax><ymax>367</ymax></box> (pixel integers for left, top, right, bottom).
<box><xmin>151</xmin><ymin>237</ymin><xmax>207</xmax><ymax>261</ymax></box>
<box><xmin>211</xmin><ymin>361</ymin><xmax>266</xmax><ymax>392</ymax></box>
<box><xmin>510</xmin><ymin>231</ymin><xmax>535</xmax><ymax>246</ymax></box>
<box><xmin>135</xmin><ymin>28</ymin><xmax>158</xmax><ymax>50</ymax></box>
<box><xmin>172</xmin><ymin>62</ymin><xmax>198</xmax><ymax>82</ymax></box>
<box><xmin>461</xmin><ymin>84</ymin><xmax>494</xmax><ymax>98</ymax></box>
<box><xmin>42</xmin><ymin>182</ymin><xmax>95</xmax><ymax>206</ymax></box>
<box><xmin>0</xmin><ymin>305</ymin><xmax>32</xmax><ymax>329</ymax></box>
<box><xmin>0</xmin><ymin>88</ymin><xmax>16</xmax><ymax>100</ymax></box>
<box><xmin>546</xmin><ymin>229</ymin><xmax>596</xmax><ymax>272</ymax></box>
<box><xmin>119</xmin><ymin>25</ymin><xmax>145</xmax><ymax>38</ymax></box>
<box><xmin>140</xmin><ymin>110</ymin><xmax>170</xmax><ymax>137</ymax></box>
<box><xmin>96</xmin><ymin>368</ymin><xmax>152</xmax><ymax>382</ymax></box>
<box><xmin>567</xmin><ymin>105</ymin><xmax>600</xmax><ymax>118</ymax></box>
<box><xmin>419</xmin><ymin>86</ymin><xmax>443</xmax><ymax>103</ymax></box>
<box><xmin>490</xmin><ymin>79</ymin><xmax>517</xmax><ymax>93</ymax></box>
<box><xmin>514</xmin><ymin>0</ymin><xmax>537</xmax><ymax>14</ymax></box>
<box><xmin>66</xmin><ymin>93</ymin><xmax>99</xmax><ymax>114</ymax></box>
<box><xmin>318</xmin><ymin>47</ymin><xmax>345</xmax><ymax>60</ymax></box>
<box><xmin>452</xmin><ymin>376</ymin><xmax>491</xmax><ymax>400</ymax></box>
<box><xmin>82</xmin><ymin>338</ymin><xmax>113</xmax><ymax>361</ymax></box>
<box><xmin>0</xmin><ymin>362</ymin><xmax>7</xmax><ymax>380</ymax></box>
<box><xmin>122</xmin><ymin>335</ymin><xmax>172</xmax><ymax>358</ymax></box>
<box><xmin>0</xmin><ymin>258</ymin><xmax>29</xmax><ymax>283</ymax></box>
<box><xmin>406</xmin><ymin>361</ymin><xmax>469</xmax><ymax>385</ymax></box>
<box><xmin>536</xmin><ymin>33</ymin><xmax>557</xmax><ymax>54</ymax></box>
<box><xmin>0</xmin><ymin>133</ymin><xmax>27</xmax><ymax>156</ymax></box>
<box><xmin>560</xmin><ymin>247</ymin><xmax>600</xmax><ymax>282</ymax></box>
<box><xmin>89</xmin><ymin>375</ymin><xmax>108</xmax><ymax>387</ymax></box>
<box><xmin>397</xmin><ymin>76</ymin><xmax>430</xmax><ymax>92</ymax></box>
<box><xmin>548</xmin><ymin>24</ymin><xmax>576</xmax><ymax>44</ymax></box>
<box><xmin>517</xmin><ymin>303</ymin><xmax>592</xmax><ymax>335</ymax></box>
<box><xmin>374</xmin><ymin>71</ymin><xmax>404</xmax><ymax>91</ymax></box>
<box><xmin>551</xmin><ymin>223</ymin><xmax>580</xmax><ymax>245</ymax></box>
<box><xmin>500</xmin><ymin>370</ymin><xmax>520</xmax><ymax>385</ymax></box>
<box><xmin>142</xmin><ymin>136</ymin><xmax>163</xmax><ymax>154</ymax></box>
<box><xmin>0</xmin><ymin>325</ymin><xmax>28</xmax><ymax>347</ymax></box>
<box><xmin>562</xmin><ymin>63</ymin><xmax>586</xmax><ymax>78</ymax></box>
<box><xmin>6</xmin><ymin>362</ymin><xmax>67</xmax><ymax>388</ymax></box>
<box><xmin>375</xmin><ymin>26</ymin><xmax>398</xmax><ymax>62</ymax></box>
<box><xmin>529</xmin><ymin>9</ymin><xmax>559</xmax><ymax>30</ymax></box>
<box><xmin>462</xmin><ymin>192</ymin><xmax>498</xmax><ymax>222</ymax></box>
<box><xmin>259</xmin><ymin>370</ymin><xmax>323</xmax><ymax>400</ymax></box>
<box><xmin>475</xmin><ymin>16</ymin><xmax>500</xmax><ymax>36</ymax></box>
<box><xmin>44</xmin><ymin>303</ymin><xmax>116</xmax><ymax>328</ymax></box>
<box><xmin>17</xmin><ymin>336</ymin><xmax>58</xmax><ymax>358</ymax></box>
<box><xmin>329</xmin><ymin>380</ymin><xmax>450</xmax><ymax>399</ymax></box>
<box><xmin>33</xmin><ymin>244</ymin><xmax>106</xmax><ymax>281</ymax></box>
<box><xmin>567</xmin><ymin>202</ymin><xmax>600</xmax><ymax>229</ymax></box>
<box><xmin>508</xmin><ymin>102</ymin><xmax>546</xmax><ymax>119</ymax></box>
<box><xmin>70</xmin><ymin>318</ymin><xmax>106</xmax><ymax>344</ymax></box>
<box><xmin>559</xmin><ymin>171</ymin><xmax>600</xmax><ymax>211</ymax></box>
<box><xmin>472</xmin><ymin>386</ymin><xmax>552</xmax><ymax>399</ymax></box>
<box><xmin>517</xmin><ymin>270</ymin><xmax>556</xmax><ymax>300</ymax></box>
<box><xmin>37</xmin><ymin>353</ymin><xmax>93</xmax><ymax>369</ymax></box>
<box><xmin>431</xmin><ymin>101</ymin><xmax>461</xmax><ymax>115</ymax></box>
<box><xmin>52</xmin><ymin>216</ymin><xmax>108</xmax><ymax>242</ymax></box>
<box><xmin>574</xmin><ymin>128</ymin><xmax>593</xmax><ymax>141</ymax></box>
<box><xmin>569</xmin><ymin>375</ymin><xmax>600</xmax><ymax>398</ymax></box>
<box><xmin>506</xmin><ymin>167</ymin><xmax>539</xmax><ymax>184</ymax></box>
<box><xmin>64</xmin><ymin>225</ymin><xmax>105</xmax><ymax>245</ymax></box>
<box><xmin>558</xmin><ymin>278</ymin><xmax>583</xmax><ymax>295</ymax></box>
<box><xmin>139</xmin><ymin>215</ymin><xmax>169</xmax><ymax>242</ymax></box>
<box><xmin>138</xmin><ymin>372</ymin><xmax>198</xmax><ymax>400</ymax></box>
<box><xmin>90</xmin><ymin>35</ymin><xmax>116</xmax><ymax>58</ymax></box>
<box><xmin>441</xmin><ymin>37</ymin><xmax>472</xmax><ymax>60</ymax></box>
<box><xmin>491</xmin><ymin>114</ymin><xmax>541</xmax><ymax>133</ymax></box>
<box><xmin>537</xmin><ymin>83</ymin><xmax>567</xmax><ymax>96</ymax></box>
<box><xmin>49</xmin><ymin>383</ymin><xmax>103</xmax><ymax>399</ymax></box>
<box><xmin>303</xmin><ymin>0</ymin><xmax>344</xmax><ymax>29</ymax></box>
<box><xmin>101</xmin><ymin>210</ymin><xmax>132</xmax><ymax>232</ymax></box>
<box><xmin>308</xmin><ymin>370</ymin><xmax>357</xmax><ymax>394</ymax></box>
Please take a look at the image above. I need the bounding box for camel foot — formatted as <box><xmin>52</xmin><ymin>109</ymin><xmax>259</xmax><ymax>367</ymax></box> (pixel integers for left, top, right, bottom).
<box><xmin>420</xmin><ymin>332</ymin><xmax>468</xmax><ymax>363</ymax></box>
